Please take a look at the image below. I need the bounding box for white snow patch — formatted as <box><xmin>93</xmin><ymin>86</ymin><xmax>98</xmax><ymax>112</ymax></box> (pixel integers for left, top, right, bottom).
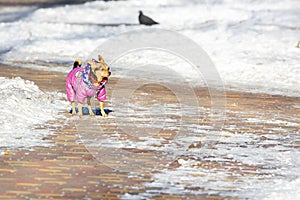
<box><xmin>0</xmin><ymin>0</ymin><xmax>299</xmax><ymax>96</ymax></box>
<box><xmin>0</xmin><ymin>77</ymin><xmax>68</xmax><ymax>149</ymax></box>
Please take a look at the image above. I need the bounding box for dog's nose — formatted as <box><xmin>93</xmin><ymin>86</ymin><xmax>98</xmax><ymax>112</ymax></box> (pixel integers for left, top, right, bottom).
<box><xmin>109</xmin><ymin>72</ymin><xmax>111</xmax><ymax>76</ymax></box>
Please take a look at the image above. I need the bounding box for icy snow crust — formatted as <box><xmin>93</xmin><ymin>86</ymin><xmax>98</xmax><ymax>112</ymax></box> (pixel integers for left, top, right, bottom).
<box><xmin>79</xmin><ymin>99</ymin><xmax>300</xmax><ymax>199</ymax></box>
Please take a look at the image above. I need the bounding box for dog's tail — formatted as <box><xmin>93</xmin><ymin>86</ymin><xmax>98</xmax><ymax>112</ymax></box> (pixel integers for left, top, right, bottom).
<box><xmin>73</xmin><ymin>59</ymin><xmax>82</xmax><ymax>69</ymax></box>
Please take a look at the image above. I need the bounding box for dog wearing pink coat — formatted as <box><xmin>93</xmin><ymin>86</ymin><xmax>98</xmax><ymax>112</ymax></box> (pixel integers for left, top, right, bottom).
<box><xmin>66</xmin><ymin>55</ymin><xmax>111</xmax><ymax>117</ymax></box>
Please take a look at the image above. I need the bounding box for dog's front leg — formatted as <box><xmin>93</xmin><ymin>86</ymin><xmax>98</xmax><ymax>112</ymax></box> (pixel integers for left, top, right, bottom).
<box><xmin>87</xmin><ymin>97</ymin><xmax>95</xmax><ymax>116</ymax></box>
<box><xmin>78</xmin><ymin>103</ymin><xmax>83</xmax><ymax>117</ymax></box>
<box><xmin>71</xmin><ymin>101</ymin><xmax>76</xmax><ymax>115</ymax></box>
<box><xmin>99</xmin><ymin>101</ymin><xmax>107</xmax><ymax>117</ymax></box>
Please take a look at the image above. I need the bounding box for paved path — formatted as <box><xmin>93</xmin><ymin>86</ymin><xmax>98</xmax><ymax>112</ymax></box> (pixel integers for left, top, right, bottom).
<box><xmin>0</xmin><ymin>65</ymin><xmax>299</xmax><ymax>199</ymax></box>
<box><xmin>0</xmin><ymin>65</ymin><xmax>203</xmax><ymax>199</ymax></box>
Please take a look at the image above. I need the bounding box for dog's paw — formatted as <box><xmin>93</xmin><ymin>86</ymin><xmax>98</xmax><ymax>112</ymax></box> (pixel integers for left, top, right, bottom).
<box><xmin>71</xmin><ymin>111</ymin><xmax>77</xmax><ymax>115</ymax></box>
<box><xmin>90</xmin><ymin>112</ymin><xmax>95</xmax><ymax>116</ymax></box>
<box><xmin>101</xmin><ymin>111</ymin><xmax>108</xmax><ymax>117</ymax></box>
<box><xmin>78</xmin><ymin>112</ymin><xmax>83</xmax><ymax>117</ymax></box>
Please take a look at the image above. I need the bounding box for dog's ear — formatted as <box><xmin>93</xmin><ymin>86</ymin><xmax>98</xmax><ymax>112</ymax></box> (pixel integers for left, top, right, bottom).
<box><xmin>98</xmin><ymin>55</ymin><xmax>104</xmax><ymax>63</ymax></box>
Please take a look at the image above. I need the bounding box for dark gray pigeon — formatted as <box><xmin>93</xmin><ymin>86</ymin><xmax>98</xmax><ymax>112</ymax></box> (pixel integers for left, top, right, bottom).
<box><xmin>138</xmin><ymin>10</ymin><xmax>159</xmax><ymax>26</ymax></box>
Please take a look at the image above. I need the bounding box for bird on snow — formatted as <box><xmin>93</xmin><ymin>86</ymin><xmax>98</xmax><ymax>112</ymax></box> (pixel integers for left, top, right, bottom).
<box><xmin>138</xmin><ymin>10</ymin><xmax>159</xmax><ymax>26</ymax></box>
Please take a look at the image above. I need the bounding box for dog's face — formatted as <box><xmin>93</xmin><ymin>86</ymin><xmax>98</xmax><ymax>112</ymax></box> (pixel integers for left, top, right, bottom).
<box><xmin>87</xmin><ymin>55</ymin><xmax>111</xmax><ymax>84</ymax></box>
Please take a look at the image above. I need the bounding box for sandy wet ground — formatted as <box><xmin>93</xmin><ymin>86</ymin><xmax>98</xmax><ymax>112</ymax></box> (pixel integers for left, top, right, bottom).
<box><xmin>0</xmin><ymin>64</ymin><xmax>299</xmax><ymax>199</ymax></box>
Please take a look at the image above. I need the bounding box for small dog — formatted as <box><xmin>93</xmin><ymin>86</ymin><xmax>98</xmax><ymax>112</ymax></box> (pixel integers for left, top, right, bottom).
<box><xmin>66</xmin><ymin>55</ymin><xmax>111</xmax><ymax>117</ymax></box>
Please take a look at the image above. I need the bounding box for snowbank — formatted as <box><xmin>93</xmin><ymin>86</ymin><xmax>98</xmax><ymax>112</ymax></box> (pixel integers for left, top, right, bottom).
<box><xmin>0</xmin><ymin>77</ymin><xmax>67</xmax><ymax>149</ymax></box>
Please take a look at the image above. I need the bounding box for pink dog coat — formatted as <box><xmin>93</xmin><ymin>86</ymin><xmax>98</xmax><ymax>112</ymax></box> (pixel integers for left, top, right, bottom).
<box><xmin>66</xmin><ymin>67</ymin><xmax>106</xmax><ymax>103</ymax></box>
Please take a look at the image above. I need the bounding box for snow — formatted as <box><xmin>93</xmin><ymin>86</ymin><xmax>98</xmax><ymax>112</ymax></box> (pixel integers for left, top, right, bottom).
<box><xmin>0</xmin><ymin>77</ymin><xmax>68</xmax><ymax>149</ymax></box>
<box><xmin>0</xmin><ymin>0</ymin><xmax>299</xmax><ymax>96</ymax></box>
